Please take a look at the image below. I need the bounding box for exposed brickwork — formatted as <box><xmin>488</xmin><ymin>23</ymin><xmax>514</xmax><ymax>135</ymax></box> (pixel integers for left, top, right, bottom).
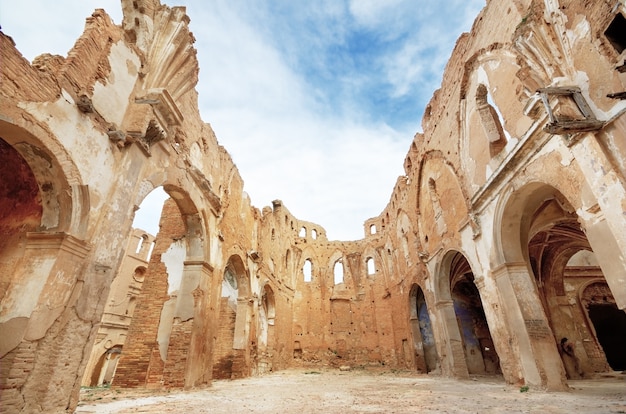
<box><xmin>211</xmin><ymin>298</ymin><xmax>237</xmax><ymax>379</ymax></box>
<box><xmin>0</xmin><ymin>342</ymin><xmax>36</xmax><ymax>412</ymax></box>
<box><xmin>114</xmin><ymin>199</ymin><xmax>185</xmax><ymax>388</ymax></box>
<box><xmin>162</xmin><ymin>320</ymin><xmax>193</xmax><ymax>388</ymax></box>
<box><xmin>2</xmin><ymin>1</ymin><xmax>626</xmax><ymax>412</ymax></box>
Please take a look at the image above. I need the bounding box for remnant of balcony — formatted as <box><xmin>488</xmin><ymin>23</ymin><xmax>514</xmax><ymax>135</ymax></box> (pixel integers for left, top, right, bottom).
<box><xmin>538</xmin><ymin>87</ymin><xmax>604</xmax><ymax>136</ymax></box>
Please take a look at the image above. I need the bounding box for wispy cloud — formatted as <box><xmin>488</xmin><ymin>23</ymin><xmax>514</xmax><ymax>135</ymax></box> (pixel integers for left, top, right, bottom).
<box><xmin>0</xmin><ymin>0</ymin><xmax>484</xmax><ymax>241</ymax></box>
<box><xmin>0</xmin><ymin>1</ymin><xmax>123</xmax><ymax>58</ymax></box>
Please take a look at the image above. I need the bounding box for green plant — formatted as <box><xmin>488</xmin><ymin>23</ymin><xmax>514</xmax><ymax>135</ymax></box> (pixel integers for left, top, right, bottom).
<box><xmin>519</xmin><ymin>385</ymin><xmax>529</xmax><ymax>393</ymax></box>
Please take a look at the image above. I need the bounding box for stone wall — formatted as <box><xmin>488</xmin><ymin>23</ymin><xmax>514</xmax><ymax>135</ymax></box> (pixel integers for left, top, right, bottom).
<box><xmin>1</xmin><ymin>0</ymin><xmax>626</xmax><ymax>412</ymax></box>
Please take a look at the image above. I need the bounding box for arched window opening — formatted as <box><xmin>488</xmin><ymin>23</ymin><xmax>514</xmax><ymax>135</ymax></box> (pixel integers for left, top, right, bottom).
<box><xmin>259</xmin><ymin>284</ymin><xmax>276</xmax><ymax>358</ymax></box>
<box><xmin>299</xmin><ymin>226</ymin><xmax>306</xmax><ymax>237</ymax></box>
<box><xmin>135</xmin><ymin>236</ymin><xmax>145</xmax><ymax>254</ymax></box>
<box><xmin>146</xmin><ymin>241</ymin><xmax>155</xmax><ymax>261</ymax></box>
<box><xmin>428</xmin><ymin>178</ymin><xmax>447</xmax><ymax>235</ymax></box>
<box><xmin>303</xmin><ymin>259</ymin><xmax>312</xmax><ymax>282</ymax></box>
<box><xmin>366</xmin><ymin>257</ymin><xmax>376</xmax><ymax>275</ymax></box>
<box><xmin>333</xmin><ymin>260</ymin><xmax>344</xmax><ymax>285</ymax></box>
<box><xmin>132</xmin><ymin>186</ymin><xmax>169</xmax><ymax>236</ymax></box>
<box><xmin>370</xmin><ymin>224</ymin><xmax>377</xmax><ymax>235</ymax></box>
<box><xmin>311</xmin><ymin>229</ymin><xmax>317</xmax><ymax>239</ymax></box>
<box><xmin>476</xmin><ymin>84</ymin><xmax>507</xmax><ymax>157</ymax></box>
<box><xmin>285</xmin><ymin>249</ymin><xmax>291</xmax><ymax>270</ymax></box>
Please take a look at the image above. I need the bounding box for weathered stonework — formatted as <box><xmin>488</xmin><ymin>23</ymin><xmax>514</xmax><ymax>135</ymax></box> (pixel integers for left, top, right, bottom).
<box><xmin>1</xmin><ymin>0</ymin><xmax>626</xmax><ymax>412</ymax></box>
<box><xmin>80</xmin><ymin>228</ymin><xmax>154</xmax><ymax>388</ymax></box>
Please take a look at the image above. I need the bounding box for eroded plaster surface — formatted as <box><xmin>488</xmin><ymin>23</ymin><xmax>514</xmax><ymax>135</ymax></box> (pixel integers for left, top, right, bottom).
<box><xmin>2</xmin><ymin>0</ymin><xmax>626</xmax><ymax>413</ymax></box>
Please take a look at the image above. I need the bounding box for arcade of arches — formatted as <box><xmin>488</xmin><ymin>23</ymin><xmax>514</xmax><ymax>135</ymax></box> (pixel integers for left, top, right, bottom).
<box><xmin>1</xmin><ymin>0</ymin><xmax>626</xmax><ymax>413</ymax></box>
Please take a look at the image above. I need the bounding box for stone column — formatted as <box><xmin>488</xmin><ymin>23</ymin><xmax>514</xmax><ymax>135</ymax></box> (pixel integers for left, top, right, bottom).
<box><xmin>230</xmin><ymin>296</ymin><xmax>252</xmax><ymax>378</ymax></box>
<box><xmin>473</xmin><ymin>275</ymin><xmax>522</xmax><ymax>384</ymax></box>
<box><xmin>434</xmin><ymin>299</ymin><xmax>469</xmax><ymax>379</ymax></box>
<box><xmin>0</xmin><ymin>232</ymin><xmax>92</xmax><ymax>413</ymax></box>
<box><xmin>493</xmin><ymin>263</ymin><xmax>566</xmax><ymax>390</ymax></box>
<box><xmin>233</xmin><ymin>297</ymin><xmax>252</xmax><ymax>350</ymax></box>
<box><xmin>570</xmin><ymin>134</ymin><xmax>626</xmax><ymax>308</ymax></box>
<box><xmin>409</xmin><ymin>315</ymin><xmax>427</xmax><ymax>372</ymax></box>
<box><xmin>183</xmin><ymin>260</ymin><xmax>213</xmax><ymax>388</ymax></box>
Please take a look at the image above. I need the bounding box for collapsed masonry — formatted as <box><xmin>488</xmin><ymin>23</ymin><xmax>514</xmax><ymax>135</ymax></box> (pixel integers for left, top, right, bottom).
<box><xmin>1</xmin><ymin>0</ymin><xmax>626</xmax><ymax>412</ymax></box>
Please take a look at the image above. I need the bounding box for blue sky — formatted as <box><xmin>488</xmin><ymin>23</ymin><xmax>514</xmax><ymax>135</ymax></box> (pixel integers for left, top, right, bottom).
<box><xmin>0</xmin><ymin>0</ymin><xmax>484</xmax><ymax>240</ymax></box>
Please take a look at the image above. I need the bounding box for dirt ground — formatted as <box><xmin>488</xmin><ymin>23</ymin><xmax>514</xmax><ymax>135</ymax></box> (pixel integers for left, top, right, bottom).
<box><xmin>75</xmin><ymin>368</ymin><xmax>626</xmax><ymax>414</ymax></box>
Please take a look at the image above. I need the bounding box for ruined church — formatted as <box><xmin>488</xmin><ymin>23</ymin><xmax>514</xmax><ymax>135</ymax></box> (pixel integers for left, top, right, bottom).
<box><xmin>1</xmin><ymin>0</ymin><xmax>626</xmax><ymax>412</ymax></box>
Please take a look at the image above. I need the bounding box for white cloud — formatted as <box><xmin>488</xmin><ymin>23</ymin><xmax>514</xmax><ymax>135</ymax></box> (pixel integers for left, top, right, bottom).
<box><xmin>348</xmin><ymin>0</ymin><xmax>410</xmax><ymax>29</ymax></box>
<box><xmin>0</xmin><ymin>0</ymin><xmax>483</xmax><ymax>242</ymax></box>
<box><xmin>0</xmin><ymin>1</ymin><xmax>122</xmax><ymax>61</ymax></box>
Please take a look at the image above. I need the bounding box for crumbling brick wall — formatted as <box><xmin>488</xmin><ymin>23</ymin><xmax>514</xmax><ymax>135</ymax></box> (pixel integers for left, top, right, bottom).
<box><xmin>114</xmin><ymin>198</ymin><xmax>185</xmax><ymax>388</ymax></box>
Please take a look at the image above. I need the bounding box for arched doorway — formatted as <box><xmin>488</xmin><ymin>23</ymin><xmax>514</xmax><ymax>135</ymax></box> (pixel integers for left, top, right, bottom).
<box><xmin>0</xmin><ymin>136</ymin><xmax>42</xmax><ymax>297</ymax></box>
<box><xmin>0</xmin><ymin>127</ymin><xmax>91</xmax><ymax>412</ymax></box>
<box><xmin>113</xmin><ymin>188</ymin><xmax>209</xmax><ymax>389</ymax></box>
<box><xmin>88</xmin><ymin>346</ymin><xmax>123</xmax><ymax>386</ymax></box>
<box><xmin>495</xmin><ymin>182</ymin><xmax>626</xmax><ymax>388</ymax></box>
<box><xmin>581</xmin><ymin>281</ymin><xmax>626</xmax><ymax>371</ymax></box>
<box><xmin>449</xmin><ymin>253</ymin><xmax>501</xmax><ymax>375</ymax></box>
<box><xmin>258</xmin><ymin>284</ymin><xmax>276</xmax><ymax>373</ymax></box>
<box><xmin>409</xmin><ymin>284</ymin><xmax>438</xmax><ymax>373</ymax></box>
<box><xmin>525</xmin><ymin>190</ymin><xmax>626</xmax><ymax>377</ymax></box>
<box><xmin>212</xmin><ymin>254</ymin><xmax>250</xmax><ymax>379</ymax></box>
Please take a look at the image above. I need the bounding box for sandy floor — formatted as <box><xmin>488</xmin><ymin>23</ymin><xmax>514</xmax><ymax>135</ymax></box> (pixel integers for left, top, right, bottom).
<box><xmin>75</xmin><ymin>368</ymin><xmax>626</xmax><ymax>414</ymax></box>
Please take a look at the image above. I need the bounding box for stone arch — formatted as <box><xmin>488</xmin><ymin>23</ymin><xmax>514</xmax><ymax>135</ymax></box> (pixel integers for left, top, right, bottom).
<box><xmin>494</xmin><ymin>182</ymin><xmax>566</xmax><ymax>266</ymax></box>
<box><xmin>533</xmin><ymin>242</ymin><xmax>625</xmax><ymax>378</ymax></box>
<box><xmin>408</xmin><ymin>283</ymin><xmax>439</xmax><ymax>373</ymax></box>
<box><xmin>162</xmin><ymin>184</ymin><xmax>206</xmax><ymax>258</ymax></box>
<box><xmin>88</xmin><ymin>345</ymin><xmax>123</xmax><ymax>387</ymax></box>
<box><xmin>155</xmin><ymin>187</ymin><xmax>208</xmax><ymax>386</ymax></box>
<box><xmin>113</xmin><ymin>188</ymin><xmax>211</xmax><ymax>389</ymax></box>
<box><xmin>430</xmin><ymin>249</ymin><xmax>469</xmax><ymax>378</ymax></box>
<box><xmin>328</xmin><ymin>250</ymin><xmax>345</xmax><ymax>285</ymax></box>
<box><xmin>222</xmin><ymin>251</ymin><xmax>250</xmax><ymax>297</ymax></box>
<box><xmin>298</xmin><ymin>246</ymin><xmax>318</xmax><ymax>284</ymax></box>
<box><xmin>435</xmin><ymin>249</ymin><xmax>501</xmax><ymax>377</ymax></box>
<box><xmin>475</xmin><ymin>83</ymin><xmax>507</xmax><ymax>157</ymax></box>
<box><xmin>257</xmin><ymin>282</ymin><xmax>277</xmax><ymax>373</ymax></box>
<box><xmin>459</xmin><ymin>44</ymin><xmax>533</xmax><ymax>191</ymax></box>
<box><xmin>0</xmin><ymin>116</ymin><xmax>89</xmax><ymax>236</ymax></box>
<box><xmin>377</xmin><ymin>235</ymin><xmax>396</xmax><ymax>287</ymax></box>
<box><xmin>416</xmin><ymin>152</ymin><xmax>471</xmax><ymax>253</ymax></box>
<box><xmin>260</xmin><ymin>283</ymin><xmax>276</xmax><ymax>328</ymax></box>
<box><xmin>362</xmin><ymin>246</ymin><xmax>379</xmax><ymax>278</ymax></box>
<box><xmin>131</xmin><ymin>179</ymin><xmax>208</xmax><ymax>261</ymax></box>
<box><xmin>450</xmin><ymin>253</ymin><xmax>501</xmax><ymax>375</ymax></box>
<box><xmin>460</xmin><ymin>43</ymin><xmax>530</xmax><ymax>125</ymax></box>
<box><xmin>434</xmin><ymin>248</ymin><xmax>457</xmax><ymax>303</ymax></box>
<box><xmin>395</xmin><ymin>210</ymin><xmax>412</xmax><ymax>268</ymax></box>
<box><xmin>578</xmin><ymin>279</ymin><xmax>626</xmax><ymax>371</ymax></box>
<box><xmin>212</xmin><ymin>253</ymin><xmax>250</xmax><ymax>380</ymax></box>
<box><xmin>0</xmin><ymin>119</ymin><xmax>92</xmax><ymax>361</ymax></box>
<box><xmin>491</xmin><ymin>181</ymin><xmax>583</xmax><ymax>389</ymax></box>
